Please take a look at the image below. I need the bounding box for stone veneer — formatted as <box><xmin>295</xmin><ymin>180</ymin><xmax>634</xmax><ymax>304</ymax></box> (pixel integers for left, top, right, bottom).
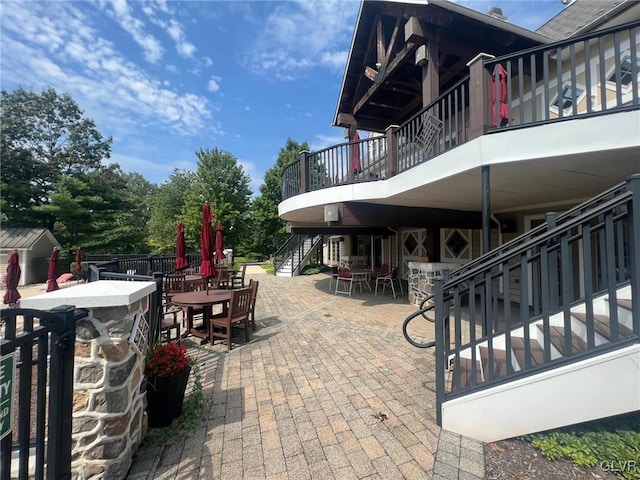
<box><xmin>407</xmin><ymin>262</ymin><xmax>464</xmax><ymax>306</ymax></box>
<box><xmin>21</xmin><ymin>280</ymin><xmax>156</xmax><ymax>480</ymax></box>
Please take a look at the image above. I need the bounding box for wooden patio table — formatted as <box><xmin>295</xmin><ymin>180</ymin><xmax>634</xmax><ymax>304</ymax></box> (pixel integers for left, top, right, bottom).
<box><xmin>170</xmin><ymin>289</ymin><xmax>232</xmax><ymax>341</ymax></box>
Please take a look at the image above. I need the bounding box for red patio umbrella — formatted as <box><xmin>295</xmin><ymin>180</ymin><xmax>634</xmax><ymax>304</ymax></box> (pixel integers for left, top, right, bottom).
<box><xmin>352</xmin><ymin>130</ymin><xmax>362</xmax><ymax>174</ymax></box>
<box><xmin>214</xmin><ymin>223</ymin><xmax>225</xmax><ymax>263</ymax></box>
<box><xmin>3</xmin><ymin>250</ymin><xmax>21</xmax><ymax>306</ymax></box>
<box><xmin>492</xmin><ymin>64</ymin><xmax>509</xmax><ymax>127</ymax></box>
<box><xmin>175</xmin><ymin>221</ymin><xmax>188</xmax><ymax>270</ymax></box>
<box><xmin>75</xmin><ymin>247</ymin><xmax>82</xmax><ymax>273</ymax></box>
<box><xmin>200</xmin><ymin>203</ymin><xmax>216</xmax><ymax>279</ymax></box>
<box><xmin>46</xmin><ymin>247</ymin><xmax>60</xmax><ymax>292</ymax></box>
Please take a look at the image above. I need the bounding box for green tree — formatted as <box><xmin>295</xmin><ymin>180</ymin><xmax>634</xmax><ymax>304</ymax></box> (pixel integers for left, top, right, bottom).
<box><xmin>148</xmin><ymin>169</ymin><xmax>196</xmax><ymax>253</ymax></box>
<box><xmin>249</xmin><ymin>138</ymin><xmax>309</xmax><ymax>257</ymax></box>
<box><xmin>182</xmin><ymin>148</ymin><xmax>252</xmax><ymax>256</ymax></box>
<box><xmin>0</xmin><ymin>87</ymin><xmax>112</xmax><ymax>229</ymax></box>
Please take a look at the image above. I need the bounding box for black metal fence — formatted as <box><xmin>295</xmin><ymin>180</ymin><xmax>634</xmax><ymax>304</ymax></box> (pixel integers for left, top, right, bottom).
<box><xmin>273</xmin><ymin>234</ymin><xmax>323</xmax><ymax>276</ymax></box>
<box><xmin>1</xmin><ymin>306</ymin><xmax>87</xmax><ymax>480</ymax></box>
<box><xmin>88</xmin><ymin>265</ymin><xmax>164</xmax><ymax>347</ymax></box>
<box><xmin>86</xmin><ymin>253</ymin><xmax>201</xmax><ymax>276</ymax></box>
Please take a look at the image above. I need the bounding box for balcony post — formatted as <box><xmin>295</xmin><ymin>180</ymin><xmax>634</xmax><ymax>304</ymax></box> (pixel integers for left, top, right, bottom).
<box><xmin>299</xmin><ymin>150</ymin><xmax>310</xmax><ymax>194</ymax></box>
<box><xmin>466</xmin><ymin>53</ymin><xmax>495</xmax><ymax>140</ymax></box>
<box><xmin>385</xmin><ymin>124</ymin><xmax>399</xmax><ymax>178</ymax></box>
<box><xmin>626</xmin><ymin>174</ymin><xmax>640</xmax><ymax>337</ymax></box>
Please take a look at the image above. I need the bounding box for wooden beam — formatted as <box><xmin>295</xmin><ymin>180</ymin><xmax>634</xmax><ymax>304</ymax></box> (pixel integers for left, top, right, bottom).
<box><xmin>354</xmin><ymin>41</ymin><xmax>418</xmax><ymax>115</ymax></box>
<box><xmin>376</xmin><ymin>17</ymin><xmax>385</xmax><ymax>66</ymax></box>
<box><xmin>364</xmin><ymin>66</ymin><xmax>378</xmax><ymax>82</ymax></box>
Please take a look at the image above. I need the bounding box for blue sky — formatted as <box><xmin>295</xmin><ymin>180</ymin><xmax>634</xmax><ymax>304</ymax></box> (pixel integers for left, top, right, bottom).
<box><xmin>0</xmin><ymin>0</ymin><xmax>565</xmax><ymax>194</ymax></box>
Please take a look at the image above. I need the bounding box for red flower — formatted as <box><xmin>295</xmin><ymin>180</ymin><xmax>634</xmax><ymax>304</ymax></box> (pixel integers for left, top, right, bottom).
<box><xmin>144</xmin><ymin>342</ymin><xmax>190</xmax><ymax>378</ymax></box>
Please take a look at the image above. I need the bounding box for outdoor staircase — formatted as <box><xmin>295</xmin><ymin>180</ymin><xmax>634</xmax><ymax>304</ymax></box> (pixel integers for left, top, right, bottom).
<box><xmin>274</xmin><ymin>234</ymin><xmax>323</xmax><ymax>277</ymax></box>
<box><xmin>404</xmin><ymin>174</ymin><xmax>640</xmax><ymax>443</ymax></box>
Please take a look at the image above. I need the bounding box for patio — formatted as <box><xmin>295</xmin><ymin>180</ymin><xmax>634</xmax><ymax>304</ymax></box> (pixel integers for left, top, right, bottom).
<box><xmin>126</xmin><ymin>269</ymin><xmax>484</xmax><ymax>480</ymax></box>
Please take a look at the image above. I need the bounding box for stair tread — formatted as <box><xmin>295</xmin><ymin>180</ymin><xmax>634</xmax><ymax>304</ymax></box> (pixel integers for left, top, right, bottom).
<box><xmin>479</xmin><ymin>346</ymin><xmax>508</xmax><ymax>378</ymax></box>
<box><xmin>511</xmin><ymin>336</ymin><xmax>545</xmax><ymax>366</ymax></box>
<box><xmin>572</xmin><ymin>312</ymin><xmax>633</xmax><ymax>340</ymax></box>
<box><xmin>451</xmin><ymin>357</ymin><xmax>482</xmax><ymax>391</ymax></box>
<box><xmin>539</xmin><ymin>325</ymin><xmax>588</xmax><ymax>355</ymax></box>
<box><xmin>617</xmin><ymin>298</ymin><xmax>632</xmax><ymax>311</ymax></box>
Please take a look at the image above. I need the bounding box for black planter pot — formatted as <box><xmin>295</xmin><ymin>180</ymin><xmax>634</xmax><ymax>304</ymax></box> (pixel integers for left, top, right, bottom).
<box><xmin>146</xmin><ymin>365</ymin><xmax>191</xmax><ymax>428</ymax></box>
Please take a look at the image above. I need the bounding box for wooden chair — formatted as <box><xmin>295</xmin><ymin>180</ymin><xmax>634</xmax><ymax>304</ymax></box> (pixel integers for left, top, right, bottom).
<box><xmin>209</xmin><ymin>267</ymin><xmax>230</xmax><ymax>290</ymax></box>
<box><xmin>230</xmin><ymin>264</ymin><xmax>247</xmax><ymax>289</ymax></box>
<box><xmin>248</xmin><ymin>278</ymin><xmax>259</xmax><ymax>331</ymax></box>
<box><xmin>209</xmin><ymin>287</ymin><xmax>251</xmax><ymax>351</ymax></box>
<box><xmin>335</xmin><ymin>267</ymin><xmax>355</xmax><ymax>296</ymax></box>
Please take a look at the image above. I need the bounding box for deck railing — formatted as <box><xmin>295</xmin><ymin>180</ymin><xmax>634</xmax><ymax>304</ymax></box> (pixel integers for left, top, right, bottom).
<box><xmin>281</xmin><ymin>21</ymin><xmax>640</xmax><ymax>201</ymax></box>
<box><xmin>432</xmin><ymin>174</ymin><xmax>640</xmax><ymax>423</ymax></box>
<box><xmin>485</xmin><ymin>21</ymin><xmax>639</xmax><ymax>131</ymax></box>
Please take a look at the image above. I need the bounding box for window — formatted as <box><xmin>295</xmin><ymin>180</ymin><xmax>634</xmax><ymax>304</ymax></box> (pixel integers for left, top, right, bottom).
<box><xmin>552</xmin><ymin>84</ymin><xmax>584</xmax><ymax>111</ymax></box>
<box><xmin>608</xmin><ymin>55</ymin><xmax>640</xmax><ymax>87</ymax></box>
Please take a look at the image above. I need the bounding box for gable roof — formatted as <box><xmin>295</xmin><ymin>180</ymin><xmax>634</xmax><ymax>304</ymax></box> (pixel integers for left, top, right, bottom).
<box><xmin>0</xmin><ymin>228</ymin><xmax>61</xmax><ymax>250</ymax></box>
<box><xmin>537</xmin><ymin>0</ymin><xmax>631</xmax><ymax>39</ymax></box>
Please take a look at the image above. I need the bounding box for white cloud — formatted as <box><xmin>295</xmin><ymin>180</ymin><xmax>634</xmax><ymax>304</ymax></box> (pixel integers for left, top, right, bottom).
<box><xmin>207</xmin><ymin>77</ymin><xmax>221</xmax><ymax>92</ymax></box>
<box><xmin>105</xmin><ymin>0</ymin><xmax>164</xmax><ymax>63</ymax></box>
<box><xmin>0</xmin><ymin>2</ymin><xmax>215</xmax><ymax>138</ymax></box>
<box><xmin>244</xmin><ymin>0</ymin><xmax>358</xmax><ymax>79</ymax></box>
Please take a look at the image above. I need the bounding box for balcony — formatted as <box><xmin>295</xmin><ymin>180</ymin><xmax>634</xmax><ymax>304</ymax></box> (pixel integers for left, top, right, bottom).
<box><xmin>281</xmin><ymin>22</ymin><xmax>640</xmax><ymax>216</ymax></box>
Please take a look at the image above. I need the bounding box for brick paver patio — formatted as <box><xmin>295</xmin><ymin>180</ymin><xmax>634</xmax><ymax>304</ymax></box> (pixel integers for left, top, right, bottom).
<box><xmin>127</xmin><ymin>269</ymin><xmax>484</xmax><ymax>480</ymax></box>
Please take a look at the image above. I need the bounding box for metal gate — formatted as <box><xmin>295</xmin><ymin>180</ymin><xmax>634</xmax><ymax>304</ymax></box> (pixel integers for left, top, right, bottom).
<box><xmin>1</xmin><ymin>306</ymin><xmax>87</xmax><ymax>480</ymax></box>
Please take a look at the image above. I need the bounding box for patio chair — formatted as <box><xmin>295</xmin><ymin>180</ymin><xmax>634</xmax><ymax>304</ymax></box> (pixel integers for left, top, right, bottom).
<box><xmin>413</xmin><ymin>111</ymin><xmax>443</xmax><ymax>161</ymax></box>
<box><xmin>230</xmin><ymin>264</ymin><xmax>247</xmax><ymax>289</ymax></box>
<box><xmin>209</xmin><ymin>287</ymin><xmax>252</xmax><ymax>351</ymax></box>
<box><xmin>248</xmin><ymin>278</ymin><xmax>259</xmax><ymax>331</ymax></box>
<box><xmin>328</xmin><ymin>265</ymin><xmax>340</xmax><ymax>290</ymax></box>
<box><xmin>375</xmin><ymin>267</ymin><xmax>404</xmax><ymax>297</ymax></box>
<box><xmin>335</xmin><ymin>267</ymin><xmax>356</xmax><ymax>296</ymax></box>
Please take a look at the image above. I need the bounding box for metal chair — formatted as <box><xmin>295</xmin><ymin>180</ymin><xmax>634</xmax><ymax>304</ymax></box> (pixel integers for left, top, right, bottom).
<box><xmin>375</xmin><ymin>267</ymin><xmax>404</xmax><ymax>297</ymax></box>
<box><xmin>328</xmin><ymin>265</ymin><xmax>340</xmax><ymax>290</ymax></box>
<box><xmin>335</xmin><ymin>267</ymin><xmax>356</xmax><ymax>296</ymax></box>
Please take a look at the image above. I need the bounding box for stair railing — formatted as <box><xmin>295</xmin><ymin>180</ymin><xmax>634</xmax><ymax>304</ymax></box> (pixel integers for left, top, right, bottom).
<box><xmin>273</xmin><ymin>234</ymin><xmax>323</xmax><ymax>276</ymax></box>
<box><xmin>430</xmin><ymin>174</ymin><xmax>640</xmax><ymax>425</ymax></box>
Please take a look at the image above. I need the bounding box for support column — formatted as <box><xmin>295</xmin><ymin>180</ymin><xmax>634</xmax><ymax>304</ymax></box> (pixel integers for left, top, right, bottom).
<box><xmin>482</xmin><ymin>166</ymin><xmax>491</xmax><ymax>255</ymax></box>
<box><xmin>422</xmin><ymin>39</ymin><xmax>439</xmax><ymax>107</ymax></box>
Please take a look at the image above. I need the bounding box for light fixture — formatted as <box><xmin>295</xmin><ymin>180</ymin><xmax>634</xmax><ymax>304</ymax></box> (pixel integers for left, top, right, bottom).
<box><xmin>375</xmin><ymin>62</ymin><xmax>382</xmax><ymax>69</ymax></box>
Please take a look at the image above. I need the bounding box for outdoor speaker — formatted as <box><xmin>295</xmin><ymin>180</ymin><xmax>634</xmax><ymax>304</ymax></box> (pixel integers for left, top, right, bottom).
<box><xmin>324</xmin><ymin>204</ymin><xmax>339</xmax><ymax>222</ymax></box>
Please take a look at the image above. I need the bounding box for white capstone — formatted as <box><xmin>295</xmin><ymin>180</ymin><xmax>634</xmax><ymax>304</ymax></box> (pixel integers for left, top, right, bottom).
<box><xmin>20</xmin><ymin>280</ymin><xmax>156</xmax><ymax>311</ymax></box>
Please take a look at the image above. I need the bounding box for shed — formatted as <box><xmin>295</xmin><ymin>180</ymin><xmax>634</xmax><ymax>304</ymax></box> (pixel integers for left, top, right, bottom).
<box><xmin>0</xmin><ymin>228</ymin><xmax>61</xmax><ymax>286</ymax></box>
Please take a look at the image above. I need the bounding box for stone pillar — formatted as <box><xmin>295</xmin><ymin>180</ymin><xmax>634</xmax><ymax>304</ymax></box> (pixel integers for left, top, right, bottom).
<box><xmin>21</xmin><ymin>280</ymin><xmax>157</xmax><ymax>480</ymax></box>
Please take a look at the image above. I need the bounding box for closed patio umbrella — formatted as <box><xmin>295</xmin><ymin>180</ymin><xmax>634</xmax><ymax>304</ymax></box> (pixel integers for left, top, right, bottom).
<box><xmin>75</xmin><ymin>247</ymin><xmax>82</xmax><ymax>273</ymax></box>
<box><xmin>200</xmin><ymin>203</ymin><xmax>216</xmax><ymax>279</ymax></box>
<box><xmin>3</xmin><ymin>250</ymin><xmax>21</xmax><ymax>306</ymax></box>
<box><xmin>46</xmin><ymin>247</ymin><xmax>60</xmax><ymax>292</ymax></box>
<box><xmin>492</xmin><ymin>63</ymin><xmax>509</xmax><ymax>127</ymax></box>
<box><xmin>214</xmin><ymin>223</ymin><xmax>224</xmax><ymax>264</ymax></box>
<box><xmin>175</xmin><ymin>221</ymin><xmax>188</xmax><ymax>271</ymax></box>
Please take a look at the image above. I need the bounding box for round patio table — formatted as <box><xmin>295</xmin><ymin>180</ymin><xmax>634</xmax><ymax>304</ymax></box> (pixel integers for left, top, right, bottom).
<box><xmin>171</xmin><ymin>289</ymin><xmax>232</xmax><ymax>341</ymax></box>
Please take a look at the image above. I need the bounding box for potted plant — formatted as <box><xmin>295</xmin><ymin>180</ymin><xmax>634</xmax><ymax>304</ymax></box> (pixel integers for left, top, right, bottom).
<box><xmin>144</xmin><ymin>341</ymin><xmax>191</xmax><ymax>428</ymax></box>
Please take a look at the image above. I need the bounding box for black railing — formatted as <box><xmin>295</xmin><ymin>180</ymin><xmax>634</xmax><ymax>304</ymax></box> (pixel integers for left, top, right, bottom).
<box><xmin>273</xmin><ymin>234</ymin><xmax>323</xmax><ymax>276</ymax></box>
<box><xmin>486</xmin><ymin>21</ymin><xmax>640</xmax><ymax>131</ymax></box>
<box><xmin>1</xmin><ymin>306</ymin><xmax>87</xmax><ymax>480</ymax></box>
<box><xmin>432</xmin><ymin>174</ymin><xmax>640</xmax><ymax>424</ymax></box>
<box><xmin>88</xmin><ymin>266</ymin><xmax>164</xmax><ymax>346</ymax></box>
<box><xmin>86</xmin><ymin>253</ymin><xmax>201</xmax><ymax>276</ymax></box>
<box><xmin>282</xmin><ymin>157</ymin><xmax>302</xmax><ymax>201</ymax></box>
